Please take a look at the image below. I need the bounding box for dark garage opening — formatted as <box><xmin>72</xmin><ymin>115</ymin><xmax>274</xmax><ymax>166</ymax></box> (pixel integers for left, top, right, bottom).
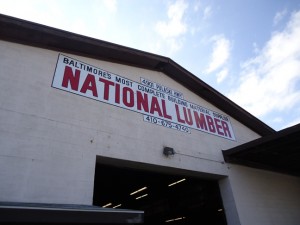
<box><xmin>93</xmin><ymin>162</ymin><xmax>227</xmax><ymax>225</ymax></box>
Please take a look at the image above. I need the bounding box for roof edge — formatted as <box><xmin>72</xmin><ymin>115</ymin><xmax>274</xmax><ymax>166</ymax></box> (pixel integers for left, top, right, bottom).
<box><xmin>223</xmin><ymin>123</ymin><xmax>300</xmax><ymax>157</ymax></box>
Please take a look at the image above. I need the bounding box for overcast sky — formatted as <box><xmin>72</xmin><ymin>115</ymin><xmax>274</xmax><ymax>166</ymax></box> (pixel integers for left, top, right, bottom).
<box><xmin>1</xmin><ymin>0</ymin><xmax>300</xmax><ymax>131</ymax></box>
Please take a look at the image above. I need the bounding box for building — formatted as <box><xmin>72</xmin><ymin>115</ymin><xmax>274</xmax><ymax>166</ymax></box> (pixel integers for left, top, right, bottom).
<box><xmin>0</xmin><ymin>14</ymin><xmax>299</xmax><ymax>225</ymax></box>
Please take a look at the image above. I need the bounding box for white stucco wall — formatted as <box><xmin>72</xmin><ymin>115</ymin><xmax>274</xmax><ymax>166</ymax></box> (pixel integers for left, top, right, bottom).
<box><xmin>227</xmin><ymin>164</ymin><xmax>300</xmax><ymax>225</ymax></box>
<box><xmin>1</xmin><ymin>40</ymin><xmax>260</xmax><ymax>207</ymax></box>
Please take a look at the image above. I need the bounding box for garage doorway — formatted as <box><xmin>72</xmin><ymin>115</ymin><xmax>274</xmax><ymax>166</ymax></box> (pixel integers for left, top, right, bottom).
<box><xmin>93</xmin><ymin>160</ymin><xmax>227</xmax><ymax>225</ymax></box>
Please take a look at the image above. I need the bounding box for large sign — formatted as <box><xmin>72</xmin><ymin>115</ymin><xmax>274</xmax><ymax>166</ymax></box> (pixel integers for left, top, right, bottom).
<box><xmin>52</xmin><ymin>54</ymin><xmax>236</xmax><ymax>140</ymax></box>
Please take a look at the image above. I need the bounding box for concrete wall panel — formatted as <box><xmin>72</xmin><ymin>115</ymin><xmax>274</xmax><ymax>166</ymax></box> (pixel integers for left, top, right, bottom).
<box><xmin>228</xmin><ymin>164</ymin><xmax>300</xmax><ymax>225</ymax></box>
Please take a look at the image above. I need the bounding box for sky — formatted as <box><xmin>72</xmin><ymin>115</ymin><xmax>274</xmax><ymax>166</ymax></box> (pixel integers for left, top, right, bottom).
<box><xmin>1</xmin><ymin>0</ymin><xmax>300</xmax><ymax>131</ymax></box>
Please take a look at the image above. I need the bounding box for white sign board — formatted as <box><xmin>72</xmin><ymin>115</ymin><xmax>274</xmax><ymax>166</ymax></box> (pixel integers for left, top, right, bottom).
<box><xmin>52</xmin><ymin>54</ymin><xmax>236</xmax><ymax>140</ymax></box>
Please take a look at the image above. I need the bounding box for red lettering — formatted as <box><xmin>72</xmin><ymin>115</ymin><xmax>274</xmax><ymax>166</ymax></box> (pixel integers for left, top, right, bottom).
<box><xmin>175</xmin><ymin>104</ymin><xmax>185</xmax><ymax>124</ymax></box>
<box><xmin>80</xmin><ymin>74</ymin><xmax>98</xmax><ymax>97</ymax></box>
<box><xmin>221</xmin><ymin>121</ymin><xmax>232</xmax><ymax>138</ymax></box>
<box><xmin>115</xmin><ymin>83</ymin><xmax>120</xmax><ymax>104</ymax></box>
<box><xmin>150</xmin><ymin>97</ymin><xmax>163</xmax><ymax>117</ymax></box>
<box><xmin>123</xmin><ymin>87</ymin><xmax>134</xmax><ymax>107</ymax></box>
<box><xmin>62</xmin><ymin>66</ymin><xmax>80</xmax><ymax>90</ymax></box>
<box><xmin>99</xmin><ymin>78</ymin><xmax>114</xmax><ymax>100</ymax></box>
<box><xmin>214</xmin><ymin>118</ymin><xmax>224</xmax><ymax>136</ymax></box>
<box><xmin>162</xmin><ymin>100</ymin><xmax>172</xmax><ymax>120</ymax></box>
<box><xmin>183</xmin><ymin>107</ymin><xmax>193</xmax><ymax>125</ymax></box>
<box><xmin>206</xmin><ymin>115</ymin><xmax>216</xmax><ymax>133</ymax></box>
<box><xmin>193</xmin><ymin>111</ymin><xmax>207</xmax><ymax>130</ymax></box>
<box><xmin>137</xmin><ymin>91</ymin><xmax>149</xmax><ymax>112</ymax></box>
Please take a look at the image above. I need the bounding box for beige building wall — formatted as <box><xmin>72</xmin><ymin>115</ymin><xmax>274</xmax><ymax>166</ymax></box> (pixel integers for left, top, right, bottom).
<box><xmin>227</xmin><ymin>164</ymin><xmax>300</xmax><ymax>225</ymax></box>
<box><xmin>3</xmin><ymin>40</ymin><xmax>298</xmax><ymax>225</ymax></box>
<box><xmin>0</xmin><ymin>40</ymin><xmax>259</xmax><ymax>204</ymax></box>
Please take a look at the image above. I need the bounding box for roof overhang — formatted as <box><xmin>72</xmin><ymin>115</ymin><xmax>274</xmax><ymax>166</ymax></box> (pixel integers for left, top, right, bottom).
<box><xmin>223</xmin><ymin>123</ymin><xmax>300</xmax><ymax>176</ymax></box>
<box><xmin>0</xmin><ymin>202</ymin><xmax>143</xmax><ymax>224</ymax></box>
<box><xmin>0</xmin><ymin>14</ymin><xmax>275</xmax><ymax>136</ymax></box>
